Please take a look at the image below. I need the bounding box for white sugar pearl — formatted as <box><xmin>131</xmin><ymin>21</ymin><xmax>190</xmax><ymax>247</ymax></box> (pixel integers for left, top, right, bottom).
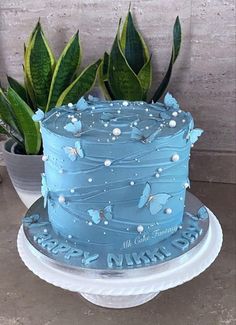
<box><xmin>112</xmin><ymin>136</ymin><xmax>116</xmax><ymax>141</ymax></box>
<box><xmin>137</xmin><ymin>225</ymin><xmax>144</xmax><ymax>233</ymax></box>
<box><xmin>165</xmin><ymin>208</ymin><xmax>172</xmax><ymax>215</ymax></box>
<box><xmin>172</xmin><ymin>111</ymin><xmax>178</xmax><ymax>117</ymax></box>
<box><xmin>68</xmin><ymin>235</ymin><xmax>72</xmax><ymax>239</ymax></box>
<box><xmin>70</xmin><ymin>189</ymin><xmax>75</xmax><ymax>193</ymax></box>
<box><xmin>104</xmin><ymin>159</ymin><xmax>112</xmax><ymax>167</ymax></box>
<box><xmin>182</xmin><ymin>119</ymin><xmax>186</xmax><ymax>123</ymax></box>
<box><xmin>88</xmin><ymin>221</ymin><xmax>93</xmax><ymax>226</ymax></box>
<box><xmin>112</xmin><ymin>128</ymin><xmax>121</xmax><ymax>136</ymax></box>
<box><xmin>104</xmin><ymin>123</ymin><xmax>108</xmax><ymax>127</ymax></box>
<box><xmin>145</xmin><ymin>126</ymin><xmax>149</xmax><ymax>130</ymax></box>
<box><xmin>58</xmin><ymin>195</ymin><xmax>65</xmax><ymax>204</ymax></box>
<box><xmin>155</xmin><ymin>173</ymin><xmax>160</xmax><ymax>178</ymax></box>
<box><xmin>158</xmin><ymin>168</ymin><xmax>163</xmax><ymax>173</ymax></box>
<box><xmin>184</xmin><ymin>182</ymin><xmax>190</xmax><ymax>188</ymax></box>
<box><xmin>169</xmin><ymin>120</ymin><xmax>177</xmax><ymax>128</ymax></box>
<box><xmin>178</xmin><ymin>225</ymin><xmax>183</xmax><ymax>229</ymax></box>
<box><xmin>88</xmin><ymin>178</ymin><xmax>93</xmax><ymax>183</ymax></box>
<box><xmin>171</xmin><ymin>153</ymin><xmax>180</xmax><ymax>162</ymax></box>
<box><xmin>43</xmin><ymin>229</ymin><xmax>48</xmax><ymax>233</ymax></box>
<box><xmin>117</xmin><ymin>110</ymin><xmax>121</xmax><ymax>114</ymax></box>
<box><xmin>179</xmin><ymin>197</ymin><xmax>183</xmax><ymax>201</ymax></box>
<box><xmin>130</xmin><ymin>181</ymin><xmax>135</xmax><ymax>186</ymax></box>
<box><xmin>104</xmin><ymin>220</ymin><xmax>108</xmax><ymax>225</ymax></box>
<box><xmin>59</xmin><ymin>169</ymin><xmax>64</xmax><ymax>174</ymax></box>
<box><xmin>145</xmin><ymin>108</ymin><xmax>149</xmax><ymax>112</ymax></box>
<box><xmin>122</xmin><ymin>101</ymin><xmax>129</xmax><ymax>106</ymax></box>
<box><xmin>133</xmin><ymin>122</ymin><xmax>138</xmax><ymax>126</ymax></box>
<box><xmin>42</xmin><ymin>155</ymin><xmax>48</xmax><ymax>161</ymax></box>
<box><xmin>68</xmin><ymin>103</ymin><xmax>73</xmax><ymax>108</ymax></box>
<box><xmin>71</xmin><ymin>117</ymin><xmax>78</xmax><ymax>123</ymax></box>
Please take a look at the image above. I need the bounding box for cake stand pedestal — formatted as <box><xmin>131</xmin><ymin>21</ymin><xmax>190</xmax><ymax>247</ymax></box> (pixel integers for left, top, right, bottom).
<box><xmin>17</xmin><ymin>207</ymin><xmax>222</xmax><ymax>309</ymax></box>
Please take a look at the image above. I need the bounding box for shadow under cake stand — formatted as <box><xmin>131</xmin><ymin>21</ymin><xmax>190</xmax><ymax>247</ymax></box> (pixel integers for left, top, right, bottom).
<box><xmin>17</xmin><ymin>193</ymin><xmax>223</xmax><ymax>309</ymax></box>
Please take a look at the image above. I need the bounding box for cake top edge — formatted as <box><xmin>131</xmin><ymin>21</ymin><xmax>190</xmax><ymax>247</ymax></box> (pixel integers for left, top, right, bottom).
<box><xmin>34</xmin><ymin>93</ymin><xmax>195</xmax><ymax>142</ymax></box>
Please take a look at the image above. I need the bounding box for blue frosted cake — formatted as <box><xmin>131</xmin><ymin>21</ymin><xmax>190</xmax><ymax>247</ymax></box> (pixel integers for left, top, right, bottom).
<box><xmin>28</xmin><ymin>93</ymin><xmax>204</xmax><ymax>268</ymax></box>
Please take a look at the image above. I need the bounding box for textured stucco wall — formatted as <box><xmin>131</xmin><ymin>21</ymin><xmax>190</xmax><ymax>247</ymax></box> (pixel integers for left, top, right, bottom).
<box><xmin>0</xmin><ymin>0</ymin><xmax>235</xmax><ymax>182</ymax></box>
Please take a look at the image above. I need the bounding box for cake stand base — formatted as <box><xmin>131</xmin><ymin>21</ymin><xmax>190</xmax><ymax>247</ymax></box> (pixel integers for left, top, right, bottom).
<box><xmin>80</xmin><ymin>292</ymin><xmax>159</xmax><ymax>309</ymax></box>
<box><xmin>17</xmin><ymin>207</ymin><xmax>222</xmax><ymax>309</ymax></box>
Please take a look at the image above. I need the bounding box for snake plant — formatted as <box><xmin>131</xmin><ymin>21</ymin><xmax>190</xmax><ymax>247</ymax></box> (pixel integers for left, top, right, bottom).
<box><xmin>99</xmin><ymin>9</ymin><xmax>182</xmax><ymax>102</ymax></box>
<box><xmin>0</xmin><ymin>20</ymin><xmax>101</xmax><ymax>154</ymax></box>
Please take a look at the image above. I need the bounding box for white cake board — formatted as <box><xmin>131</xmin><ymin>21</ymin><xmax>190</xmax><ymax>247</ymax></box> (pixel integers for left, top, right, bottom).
<box><xmin>17</xmin><ymin>207</ymin><xmax>223</xmax><ymax>309</ymax></box>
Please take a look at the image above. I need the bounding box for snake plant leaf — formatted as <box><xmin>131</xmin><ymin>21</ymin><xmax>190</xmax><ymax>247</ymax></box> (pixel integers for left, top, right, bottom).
<box><xmin>28</xmin><ymin>22</ymin><xmax>55</xmax><ymax>109</ymax></box>
<box><xmin>98</xmin><ymin>52</ymin><xmax>114</xmax><ymax>100</ymax></box>
<box><xmin>120</xmin><ymin>10</ymin><xmax>149</xmax><ymax>74</ymax></box>
<box><xmin>46</xmin><ymin>31</ymin><xmax>81</xmax><ymax>110</ymax></box>
<box><xmin>7</xmin><ymin>88</ymin><xmax>41</xmax><ymax>155</ymax></box>
<box><xmin>0</xmin><ymin>88</ymin><xmax>20</xmax><ymax>133</ymax></box>
<box><xmin>7</xmin><ymin>76</ymin><xmax>28</xmax><ymax>104</ymax></box>
<box><xmin>56</xmin><ymin>59</ymin><xmax>102</xmax><ymax>106</ymax></box>
<box><xmin>23</xmin><ymin>65</ymin><xmax>37</xmax><ymax>110</ymax></box>
<box><xmin>0</xmin><ymin>118</ymin><xmax>24</xmax><ymax>145</ymax></box>
<box><xmin>138</xmin><ymin>55</ymin><xmax>152</xmax><ymax>101</ymax></box>
<box><xmin>108</xmin><ymin>32</ymin><xmax>143</xmax><ymax>101</ymax></box>
<box><xmin>151</xmin><ymin>16</ymin><xmax>182</xmax><ymax>102</ymax></box>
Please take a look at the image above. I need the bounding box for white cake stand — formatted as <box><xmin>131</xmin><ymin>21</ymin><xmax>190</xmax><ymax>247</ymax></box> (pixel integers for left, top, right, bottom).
<box><xmin>17</xmin><ymin>207</ymin><xmax>223</xmax><ymax>309</ymax></box>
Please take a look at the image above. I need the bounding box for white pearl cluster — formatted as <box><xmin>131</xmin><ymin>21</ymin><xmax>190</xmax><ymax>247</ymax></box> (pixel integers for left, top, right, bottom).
<box><xmin>112</xmin><ymin>128</ymin><xmax>121</xmax><ymax>136</ymax></box>
<box><xmin>42</xmin><ymin>155</ymin><xmax>48</xmax><ymax>162</ymax></box>
<box><xmin>169</xmin><ymin>120</ymin><xmax>177</xmax><ymax>128</ymax></box>
<box><xmin>58</xmin><ymin>195</ymin><xmax>65</xmax><ymax>204</ymax></box>
<box><xmin>171</xmin><ymin>153</ymin><xmax>180</xmax><ymax>162</ymax></box>
<box><xmin>137</xmin><ymin>225</ymin><xmax>144</xmax><ymax>233</ymax></box>
<box><xmin>104</xmin><ymin>159</ymin><xmax>112</xmax><ymax>167</ymax></box>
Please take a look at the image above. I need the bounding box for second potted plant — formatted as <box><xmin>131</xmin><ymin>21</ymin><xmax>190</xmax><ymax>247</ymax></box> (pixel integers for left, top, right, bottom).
<box><xmin>0</xmin><ymin>21</ymin><xmax>101</xmax><ymax>207</ymax></box>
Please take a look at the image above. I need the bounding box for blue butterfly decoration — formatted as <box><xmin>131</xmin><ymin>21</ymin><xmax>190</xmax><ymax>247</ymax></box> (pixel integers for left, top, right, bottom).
<box><xmin>138</xmin><ymin>182</ymin><xmax>171</xmax><ymax>215</ymax></box>
<box><xmin>187</xmin><ymin>128</ymin><xmax>203</xmax><ymax>144</ymax></box>
<box><xmin>159</xmin><ymin>111</ymin><xmax>171</xmax><ymax>120</ymax></box>
<box><xmin>76</xmin><ymin>97</ymin><xmax>89</xmax><ymax>111</ymax></box>
<box><xmin>88</xmin><ymin>205</ymin><xmax>113</xmax><ymax>224</ymax></box>
<box><xmin>131</xmin><ymin>126</ymin><xmax>160</xmax><ymax>143</ymax></box>
<box><xmin>23</xmin><ymin>214</ymin><xmax>49</xmax><ymax>228</ymax></box>
<box><xmin>197</xmin><ymin>206</ymin><xmax>208</xmax><ymax>220</ymax></box>
<box><xmin>64</xmin><ymin>120</ymin><xmax>82</xmax><ymax>135</ymax></box>
<box><xmin>41</xmin><ymin>174</ymin><xmax>49</xmax><ymax>208</ymax></box>
<box><xmin>63</xmin><ymin>140</ymin><xmax>84</xmax><ymax>161</ymax></box>
<box><xmin>32</xmin><ymin>109</ymin><xmax>45</xmax><ymax>122</ymax></box>
<box><xmin>100</xmin><ymin>112</ymin><xmax>115</xmax><ymax>121</ymax></box>
<box><xmin>88</xmin><ymin>94</ymin><xmax>100</xmax><ymax>101</ymax></box>
<box><xmin>164</xmin><ymin>93</ymin><xmax>179</xmax><ymax>110</ymax></box>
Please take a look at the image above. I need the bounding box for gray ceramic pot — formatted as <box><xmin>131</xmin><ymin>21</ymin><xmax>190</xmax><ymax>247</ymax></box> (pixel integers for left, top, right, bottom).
<box><xmin>2</xmin><ymin>138</ymin><xmax>43</xmax><ymax>208</ymax></box>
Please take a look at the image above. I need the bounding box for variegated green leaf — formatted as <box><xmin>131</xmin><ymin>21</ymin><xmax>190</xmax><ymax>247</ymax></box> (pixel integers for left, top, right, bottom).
<box><xmin>151</xmin><ymin>16</ymin><xmax>182</xmax><ymax>102</ymax></box>
<box><xmin>98</xmin><ymin>52</ymin><xmax>114</xmax><ymax>100</ymax></box>
<box><xmin>28</xmin><ymin>22</ymin><xmax>55</xmax><ymax>109</ymax></box>
<box><xmin>56</xmin><ymin>59</ymin><xmax>102</xmax><ymax>106</ymax></box>
<box><xmin>138</xmin><ymin>55</ymin><xmax>152</xmax><ymax>100</ymax></box>
<box><xmin>46</xmin><ymin>31</ymin><xmax>81</xmax><ymax>110</ymax></box>
<box><xmin>7</xmin><ymin>76</ymin><xmax>28</xmax><ymax>104</ymax></box>
<box><xmin>0</xmin><ymin>88</ymin><xmax>20</xmax><ymax>133</ymax></box>
<box><xmin>23</xmin><ymin>65</ymin><xmax>37</xmax><ymax>110</ymax></box>
<box><xmin>7</xmin><ymin>88</ymin><xmax>41</xmax><ymax>154</ymax></box>
<box><xmin>108</xmin><ymin>32</ymin><xmax>143</xmax><ymax>101</ymax></box>
<box><xmin>120</xmin><ymin>10</ymin><xmax>149</xmax><ymax>74</ymax></box>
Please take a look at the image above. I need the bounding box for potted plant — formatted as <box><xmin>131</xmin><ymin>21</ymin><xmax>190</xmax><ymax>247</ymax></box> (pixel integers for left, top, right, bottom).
<box><xmin>0</xmin><ymin>20</ymin><xmax>101</xmax><ymax>207</ymax></box>
<box><xmin>98</xmin><ymin>8</ymin><xmax>181</xmax><ymax>101</ymax></box>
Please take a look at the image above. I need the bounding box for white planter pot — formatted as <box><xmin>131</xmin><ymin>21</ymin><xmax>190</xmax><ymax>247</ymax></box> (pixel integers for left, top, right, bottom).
<box><xmin>2</xmin><ymin>139</ymin><xmax>43</xmax><ymax>208</ymax></box>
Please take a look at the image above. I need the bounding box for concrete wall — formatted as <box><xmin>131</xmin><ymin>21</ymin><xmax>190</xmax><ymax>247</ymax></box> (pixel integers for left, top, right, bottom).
<box><xmin>0</xmin><ymin>0</ymin><xmax>235</xmax><ymax>183</ymax></box>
